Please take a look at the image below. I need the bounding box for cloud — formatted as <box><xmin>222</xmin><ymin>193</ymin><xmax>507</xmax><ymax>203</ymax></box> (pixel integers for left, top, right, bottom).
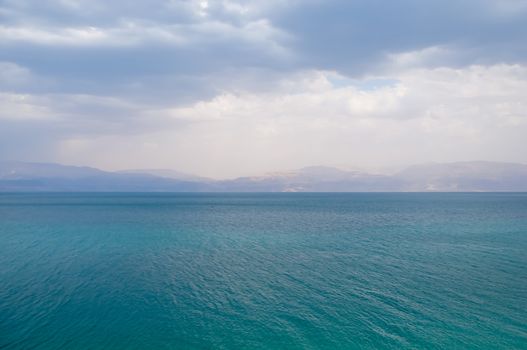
<box><xmin>1</xmin><ymin>0</ymin><xmax>527</xmax><ymax>176</ymax></box>
<box><xmin>44</xmin><ymin>65</ymin><xmax>527</xmax><ymax>178</ymax></box>
<box><xmin>0</xmin><ymin>92</ymin><xmax>56</xmax><ymax>120</ymax></box>
<box><xmin>1</xmin><ymin>0</ymin><xmax>526</xmax><ymax>100</ymax></box>
<box><xmin>274</xmin><ymin>0</ymin><xmax>527</xmax><ymax>74</ymax></box>
<box><xmin>0</xmin><ymin>61</ymin><xmax>32</xmax><ymax>87</ymax></box>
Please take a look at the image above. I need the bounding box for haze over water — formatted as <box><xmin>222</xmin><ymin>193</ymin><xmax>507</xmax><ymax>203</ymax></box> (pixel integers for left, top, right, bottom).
<box><xmin>1</xmin><ymin>193</ymin><xmax>526</xmax><ymax>349</ymax></box>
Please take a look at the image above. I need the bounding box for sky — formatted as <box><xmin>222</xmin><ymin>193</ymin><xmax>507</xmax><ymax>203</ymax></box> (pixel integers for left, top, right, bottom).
<box><xmin>1</xmin><ymin>0</ymin><xmax>527</xmax><ymax>179</ymax></box>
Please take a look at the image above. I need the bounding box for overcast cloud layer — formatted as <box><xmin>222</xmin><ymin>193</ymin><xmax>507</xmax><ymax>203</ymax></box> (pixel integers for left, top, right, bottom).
<box><xmin>1</xmin><ymin>0</ymin><xmax>527</xmax><ymax>178</ymax></box>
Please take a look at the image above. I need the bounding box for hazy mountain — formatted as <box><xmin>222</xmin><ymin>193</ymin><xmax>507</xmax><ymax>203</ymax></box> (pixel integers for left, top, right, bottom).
<box><xmin>0</xmin><ymin>161</ymin><xmax>105</xmax><ymax>179</ymax></box>
<box><xmin>118</xmin><ymin>169</ymin><xmax>211</xmax><ymax>182</ymax></box>
<box><xmin>212</xmin><ymin>162</ymin><xmax>527</xmax><ymax>192</ymax></box>
<box><xmin>0</xmin><ymin>161</ymin><xmax>208</xmax><ymax>192</ymax></box>
<box><xmin>215</xmin><ymin>166</ymin><xmax>401</xmax><ymax>192</ymax></box>
<box><xmin>395</xmin><ymin>161</ymin><xmax>527</xmax><ymax>191</ymax></box>
<box><xmin>0</xmin><ymin>161</ymin><xmax>526</xmax><ymax>192</ymax></box>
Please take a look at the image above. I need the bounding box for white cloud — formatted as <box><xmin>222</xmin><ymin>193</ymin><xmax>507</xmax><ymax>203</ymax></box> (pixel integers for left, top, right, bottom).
<box><xmin>0</xmin><ymin>93</ymin><xmax>56</xmax><ymax>120</ymax></box>
<box><xmin>0</xmin><ymin>14</ymin><xmax>290</xmax><ymax>50</ymax></box>
<box><xmin>0</xmin><ymin>24</ymin><xmax>178</xmax><ymax>46</ymax></box>
<box><xmin>0</xmin><ymin>62</ymin><xmax>32</xmax><ymax>87</ymax></box>
<box><xmin>45</xmin><ymin>64</ymin><xmax>527</xmax><ymax>178</ymax></box>
<box><xmin>387</xmin><ymin>46</ymin><xmax>453</xmax><ymax>69</ymax></box>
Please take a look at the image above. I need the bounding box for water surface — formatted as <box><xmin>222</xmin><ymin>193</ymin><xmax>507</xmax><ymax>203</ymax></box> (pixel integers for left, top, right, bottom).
<box><xmin>1</xmin><ymin>193</ymin><xmax>526</xmax><ymax>349</ymax></box>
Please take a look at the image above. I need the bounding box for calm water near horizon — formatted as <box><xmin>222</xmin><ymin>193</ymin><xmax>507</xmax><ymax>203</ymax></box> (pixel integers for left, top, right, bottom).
<box><xmin>1</xmin><ymin>193</ymin><xmax>526</xmax><ymax>349</ymax></box>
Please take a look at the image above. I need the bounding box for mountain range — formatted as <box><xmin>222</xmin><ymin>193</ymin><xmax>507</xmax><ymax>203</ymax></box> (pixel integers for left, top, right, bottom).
<box><xmin>1</xmin><ymin>161</ymin><xmax>526</xmax><ymax>192</ymax></box>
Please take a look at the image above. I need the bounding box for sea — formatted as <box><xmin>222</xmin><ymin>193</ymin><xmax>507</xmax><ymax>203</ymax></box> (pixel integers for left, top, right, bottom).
<box><xmin>0</xmin><ymin>193</ymin><xmax>526</xmax><ymax>349</ymax></box>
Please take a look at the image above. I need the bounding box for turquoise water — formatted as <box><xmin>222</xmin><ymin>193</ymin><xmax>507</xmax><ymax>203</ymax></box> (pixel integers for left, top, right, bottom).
<box><xmin>0</xmin><ymin>193</ymin><xmax>526</xmax><ymax>349</ymax></box>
